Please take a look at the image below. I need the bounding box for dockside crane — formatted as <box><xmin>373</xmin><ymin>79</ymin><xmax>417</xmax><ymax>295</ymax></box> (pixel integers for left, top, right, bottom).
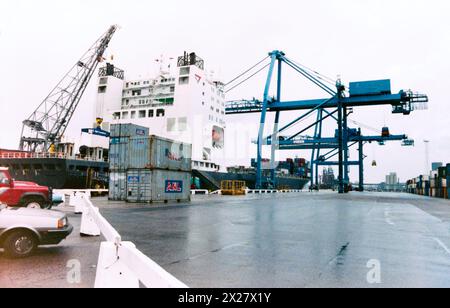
<box><xmin>225</xmin><ymin>50</ymin><xmax>428</xmax><ymax>193</ymax></box>
<box><xmin>19</xmin><ymin>25</ymin><xmax>118</xmax><ymax>152</ymax></box>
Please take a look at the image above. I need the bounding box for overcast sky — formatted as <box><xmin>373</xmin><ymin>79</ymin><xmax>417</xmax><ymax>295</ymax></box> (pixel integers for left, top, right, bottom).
<box><xmin>0</xmin><ymin>0</ymin><xmax>449</xmax><ymax>183</ymax></box>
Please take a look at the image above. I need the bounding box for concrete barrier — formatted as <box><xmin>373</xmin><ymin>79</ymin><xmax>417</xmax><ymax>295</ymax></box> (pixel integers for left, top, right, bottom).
<box><xmin>64</xmin><ymin>191</ymin><xmax>187</xmax><ymax>288</ymax></box>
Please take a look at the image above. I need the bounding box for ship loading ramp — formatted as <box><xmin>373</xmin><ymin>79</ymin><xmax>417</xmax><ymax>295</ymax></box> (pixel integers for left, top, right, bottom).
<box><xmin>192</xmin><ymin>169</ymin><xmax>222</xmax><ymax>191</ymax></box>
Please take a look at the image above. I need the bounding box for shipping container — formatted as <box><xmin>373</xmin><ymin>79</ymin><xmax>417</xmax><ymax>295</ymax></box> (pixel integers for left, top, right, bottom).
<box><xmin>109</xmin><ymin>171</ymin><xmax>127</xmax><ymax>201</ymax></box>
<box><xmin>430</xmin><ymin>179</ymin><xmax>436</xmax><ymax>188</ymax></box>
<box><xmin>127</xmin><ymin>136</ymin><xmax>192</xmax><ymax>171</ymax></box>
<box><xmin>425</xmin><ymin>181</ymin><xmax>430</xmax><ymax>197</ymax></box>
<box><xmin>438</xmin><ymin>167</ymin><xmax>447</xmax><ymax>179</ymax></box>
<box><xmin>126</xmin><ymin>169</ymin><xmax>191</xmax><ymax>203</ymax></box>
<box><xmin>432</xmin><ymin>162</ymin><xmax>443</xmax><ymax>171</ymax></box>
<box><xmin>349</xmin><ymin>79</ymin><xmax>391</xmax><ymax>97</ymax></box>
<box><xmin>110</xmin><ymin>123</ymin><xmax>149</xmax><ymax>138</ymax></box>
<box><xmin>109</xmin><ymin>138</ymin><xmax>129</xmax><ymax>171</ymax></box>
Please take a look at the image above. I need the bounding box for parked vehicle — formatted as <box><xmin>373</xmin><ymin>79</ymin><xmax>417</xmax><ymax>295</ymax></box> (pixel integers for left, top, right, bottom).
<box><xmin>0</xmin><ymin>204</ymin><xmax>73</xmax><ymax>258</ymax></box>
<box><xmin>0</xmin><ymin>167</ymin><xmax>53</xmax><ymax>209</ymax></box>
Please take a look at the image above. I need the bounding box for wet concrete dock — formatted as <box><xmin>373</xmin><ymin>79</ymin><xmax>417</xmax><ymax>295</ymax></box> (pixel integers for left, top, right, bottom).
<box><xmin>99</xmin><ymin>192</ymin><xmax>450</xmax><ymax>288</ymax></box>
<box><xmin>1</xmin><ymin>192</ymin><xmax>450</xmax><ymax>288</ymax></box>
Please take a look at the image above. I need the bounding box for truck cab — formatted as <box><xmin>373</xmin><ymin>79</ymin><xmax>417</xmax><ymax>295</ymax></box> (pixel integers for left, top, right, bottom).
<box><xmin>0</xmin><ymin>168</ymin><xmax>52</xmax><ymax>209</ymax></box>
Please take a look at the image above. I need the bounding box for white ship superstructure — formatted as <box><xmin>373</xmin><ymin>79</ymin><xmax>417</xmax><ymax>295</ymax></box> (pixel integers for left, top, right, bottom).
<box><xmin>92</xmin><ymin>52</ymin><xmax>226</xmax><ymax>171</ymax></box>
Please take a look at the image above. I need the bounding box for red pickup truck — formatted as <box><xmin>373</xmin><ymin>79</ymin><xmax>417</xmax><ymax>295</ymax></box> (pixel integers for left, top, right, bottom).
<box><xmin>0</xmin><ymin>168</ymin><xmax>52</xmax><ymax>209</ymax></box>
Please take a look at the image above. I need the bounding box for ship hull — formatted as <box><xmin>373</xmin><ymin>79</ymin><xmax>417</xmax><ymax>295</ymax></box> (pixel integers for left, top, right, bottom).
<box><xmin>0</xmin><ymin>158</ymin><xmax>109</xmax><ymax>189</ymax></box>
<box><xmin>193</xmin><ymin>170</ymin><xmax>310</xmax><ymax>191</ymax></box>
<box><xmin>0</xmin><ymin>157</ymin><xmax>309</xmax><ymax>191</ymax></box>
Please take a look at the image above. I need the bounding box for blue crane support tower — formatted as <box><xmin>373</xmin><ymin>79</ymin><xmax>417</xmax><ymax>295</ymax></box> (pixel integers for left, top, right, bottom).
<box><xmin>225</xmin><ymin>50</ymin><xmax>428</xmax><ymax>193</ymax></box>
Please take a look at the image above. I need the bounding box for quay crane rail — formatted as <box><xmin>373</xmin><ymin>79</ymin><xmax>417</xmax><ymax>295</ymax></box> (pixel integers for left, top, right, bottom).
<box><xmin>19</xmin><ymin>25</ymin><xmax>118</xmax><ymax>152</ymax></box>
<box><xmin>225</xmin><ymin>50</ymin><xmax>428</xmax><ymax>193</ymax></box>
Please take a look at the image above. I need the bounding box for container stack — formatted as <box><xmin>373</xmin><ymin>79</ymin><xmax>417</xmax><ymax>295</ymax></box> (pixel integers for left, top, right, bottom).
<box><xmin>108</xmin><ymin>124</ymin><xmax>192</xmax><ymax>203</ymax></box>
<box><xmin>407</xmin><ymin>163</ymin><xmax>450</xmax><ymax>200</ymax></box>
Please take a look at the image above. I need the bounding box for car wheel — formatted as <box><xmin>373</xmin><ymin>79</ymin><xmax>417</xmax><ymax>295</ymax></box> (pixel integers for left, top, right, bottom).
<box><xmin>4</xmin><ymin>230</ymin><xmax>38</xmax><ymax>258</ymax></box>
<box><xmin>24</xmin><ymin>198</ymin><xmax>44</xmax><ymax>209</ymax></box>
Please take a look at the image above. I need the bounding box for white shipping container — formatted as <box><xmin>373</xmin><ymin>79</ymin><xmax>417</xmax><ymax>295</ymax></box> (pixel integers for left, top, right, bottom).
<box><xmin>430</xmin><ymin>179</ymin><xmax>436</xmax><ymax>188</ymax></box>
<box><xmin>126</xmin><ymin>169</ymin><xmax>191</xmax><ymax>203</ymax></box>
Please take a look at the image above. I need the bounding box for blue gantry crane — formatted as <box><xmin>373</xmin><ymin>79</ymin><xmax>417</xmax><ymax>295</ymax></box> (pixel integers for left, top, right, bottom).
<box><xmin>267</xmin><ymin>128</ymin><xmax>409</xmax><ymax>192</ymax></box>
<box><xmin>225</xmin><ymin>50</ymin><xmax>428</xmax><ymax>193</ymax></box>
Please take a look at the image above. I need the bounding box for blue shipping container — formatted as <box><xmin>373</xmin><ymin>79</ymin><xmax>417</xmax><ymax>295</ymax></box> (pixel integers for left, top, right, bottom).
<box><xmin>349</xmin><ymin>79</ymin><xmax>391</xmax><ymax>97</ymax></box>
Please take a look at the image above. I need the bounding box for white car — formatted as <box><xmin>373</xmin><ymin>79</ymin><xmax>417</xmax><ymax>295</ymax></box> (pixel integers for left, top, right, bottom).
<box><xmin>0</xmin><ymin>204</ymin><xmax>73</xmax><ymax>258</ymax></box>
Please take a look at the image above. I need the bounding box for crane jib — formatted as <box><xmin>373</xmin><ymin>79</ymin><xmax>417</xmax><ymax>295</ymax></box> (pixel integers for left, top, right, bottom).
<box><xmin>19</xmin><ymin>25</ymin><xmax>118</xmax><ymax>153</ymax></box>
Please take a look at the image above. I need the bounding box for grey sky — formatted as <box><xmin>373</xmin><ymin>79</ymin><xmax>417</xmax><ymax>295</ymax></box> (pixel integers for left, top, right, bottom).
<box><xmin>0</xmin><ymin>0</ymin><xmax>449</xmax><ymax>183</ymax></box>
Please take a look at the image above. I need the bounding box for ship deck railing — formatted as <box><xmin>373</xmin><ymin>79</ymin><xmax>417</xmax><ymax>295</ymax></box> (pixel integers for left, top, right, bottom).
<box><xmin>0</xmin><ymin>152</ymin><xmax>107</xmax><ymax>162</ymax></box>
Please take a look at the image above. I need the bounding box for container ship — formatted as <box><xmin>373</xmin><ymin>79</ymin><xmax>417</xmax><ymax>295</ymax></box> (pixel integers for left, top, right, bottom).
<box><xmin>0</xmin><ymin>146</ymin><xmax>109</xmax><ymax>189</ymax></box>
<box><xmin>0</xmin><ymin>51</ymin><xmax>310</xmax><ymax>191</ymax></box>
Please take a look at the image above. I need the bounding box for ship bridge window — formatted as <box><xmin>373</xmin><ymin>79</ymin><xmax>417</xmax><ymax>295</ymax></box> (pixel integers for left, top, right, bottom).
<box><xmin>170</xmin><ymin>86</ymin><xmax>175</xmax><ymax>93</ymax></box>
<box><xmin>178</xmin><ymin>117</ymin><xmax>187</xmax><ymax>132</ymax></box>
<box><xmin>139</xmin><ymin>110</ymin><xmax>146</xmax><ymax>118</ymax></box>
<box><xmin>179</xmin><ymin>77</ymin><xmax>189</xmax><ymax>85</ymax></box>
<box><xmin>122</xmin><ymin>112</ymin><xmax>129</xmax><ymax>119</ymax></box>
<box><xmin>157</xmin><ymin>109</ymin><xmax>165</xmax><ymax>117</ymax></box>
<box><xmin>99</xmin><ymin>77</ymin><xmax>108</xmax><ymax>85</ymax></box>
<box><xmin>131</xmin><ymin>111</ymin><xmax>136</xmax><ymax>119</ymax></box>
<box><xmin>167</xmin><ymin>118</ymin><xmax>176</xmax><ymax>132</ymax></box>
<box><xmin>98</xmin><ymin>86</ymin><xmax>107</xmax><ymax>93</ymax></box>
<box><xmin>148</xmin><ymin>110</ymin><xmax>154</xmax><ymax>118</ymax></box>
<box><xmin>180</xmin><ymin>67</ymin><xmax>190</xmax><ymax>75</ymax></box>
<box><xmin>113</xmin><ymin>112</ymin><xmax>121</xmax><ymax>120</ymax></box>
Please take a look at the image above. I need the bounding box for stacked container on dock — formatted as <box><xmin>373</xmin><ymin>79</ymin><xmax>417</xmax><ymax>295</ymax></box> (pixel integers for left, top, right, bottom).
<box><xmin>108</xmin><ymin>124</ymin><xmax>192</xmax><ymax>204</ymax></box>
<box><xmin>430</xmin><ymin>171</ymin><xmax>437</xmax><ymax>198</ymax></box>
<box><xmin>127</xmin><ymin>136</ymin><xmax>191</xmax><ymax>171</ymax></box>
<box><xmin>109</xmin><ymin>124</ymin><xmax>150</xmax><ymax>201</ymax></box>
<box><xmin>126</xmin><ymin>169</ymin><xmax>191</xmax><ymax>203</ymax></box>
<box><xmin>447</xmin><ymin>164</ymin><xmax>450</xmax><ymax>200</ymax></box>
<box><xmin>407</xmin><ymin>164</ymin><xmax>450</xmax><ymax>200</ymax></box>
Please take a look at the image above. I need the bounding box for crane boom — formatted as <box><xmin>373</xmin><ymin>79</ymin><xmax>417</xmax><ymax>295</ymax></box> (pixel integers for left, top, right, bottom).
<box><xmin>19</xmin><ymin>25</ymin><xmax>118</xmax><ymax>152</ymax></box>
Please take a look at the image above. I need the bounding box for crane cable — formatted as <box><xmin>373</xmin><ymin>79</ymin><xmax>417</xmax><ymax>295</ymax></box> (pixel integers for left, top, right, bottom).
<box><xmin>225</xmin><ymin>63</ymin><xmax>271</xmax><ymax>94</ymax></box>
<box><xmin>348</xmin><ymin>119</ymin><xmax>381</xmax><ymax>134</ymax></box>
<box><xmin>225</xmin><ymin>56</ymin><xmax>270</xmax><ymax>87</ymax></box>
<box><xmin>286</xmin><ymin>58</ymin><xmax>337</xmax><ymax>86</ymax></box>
